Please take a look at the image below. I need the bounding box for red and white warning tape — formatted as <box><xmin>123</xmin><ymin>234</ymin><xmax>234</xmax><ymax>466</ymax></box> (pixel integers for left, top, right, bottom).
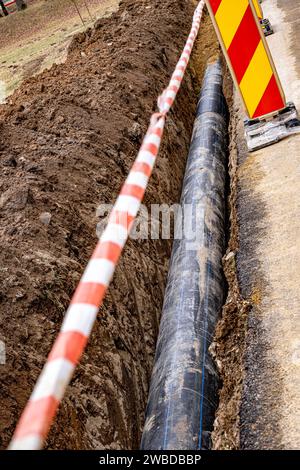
<box><xmin>9</xmin><ymin>0</ymin><xmax>205</xmax><ymax>450</ymax></box>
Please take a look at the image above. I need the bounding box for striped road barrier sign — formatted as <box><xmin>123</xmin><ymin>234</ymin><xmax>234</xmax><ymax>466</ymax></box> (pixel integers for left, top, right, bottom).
<box><xmin>206</xmin><ymin>0</ymin><xmax>285</xmax><ymax>119</ymax></box>
<box><xmin>206</xmin><ymin>0</ymin><xmax>300</xmax><ymax>151</ymax></box>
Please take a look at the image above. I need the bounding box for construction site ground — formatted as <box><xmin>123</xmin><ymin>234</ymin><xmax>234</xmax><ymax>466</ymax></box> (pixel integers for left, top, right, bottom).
<box><xmin>237</xmin><ymin>0</ymin><xmax>300</xmax><ymax>450</ymax></box>
<box><xmin>0</xmin><ymin>0</ymin><xmax>220</xmax><ymax>450</ymax></box>
<box><xmin>0</xmin><ymin>0</ymin><xmax>299</xmax><ymax>451</ymax></box>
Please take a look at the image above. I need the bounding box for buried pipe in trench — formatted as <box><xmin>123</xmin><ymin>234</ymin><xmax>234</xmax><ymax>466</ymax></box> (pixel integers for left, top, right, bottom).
<box><xmin>141</xmin><ymin>60</ymin><xmax>229</xmax><ymax>450</ymax></box>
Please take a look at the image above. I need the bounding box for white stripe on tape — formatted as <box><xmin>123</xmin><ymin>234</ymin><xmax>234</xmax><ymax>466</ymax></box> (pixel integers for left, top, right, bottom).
<box><xmin>126</xmin><ymin>171</ymin><xmax>149</xmax><ymax>189</ymax></box>
<box><xmin>101</xmin><ymin>223</ymin><xmax>128</xmax><ymax>246</ymax></box>
<box><xmin>169</xmin><ymin>82</ymin><xmax>179</xmax><ymax>92</ymax></box>
<box><xmin>174</xmin><ymin>69</ymin><xmax>185</xmax><ymax>78</ymax></box>
<box><xmin>8</xmin><ymin>434</ymin><xmax>43</xmax><ymax>451</ymax></box>
<box><xmin>31</xmin><ymin>359</ymin><xmax>74</xmax><ymax>402</ymax></box>
<box><xmin>137</xmin><ymin>150</ymin><xmax>156</xmax><ymax>168</ymax></box>
<box><xmin>114</xmin><ymin>195</ymin><xmax>140</xmax><ymax>217</ymax></box>
<box><xmin>156</xmin><ymin>117</ymin><xmax>165</xmax><ymax>128</ymax></box>
<box><xmin>171</xmin><ymin>78</ymin><xmax>182</xmax><ymax>88</ymax></box>
<box><xmin>62</xmin><ymin>303</ymin><xmax>98</xmax><ymax>336</ymax></box>
<box><xmin>181</xmin><ymin>53</ymin><xmax>190</xmax><ymax>61</ymax></box>
<box><xmin>145</xmin><ymin>133</ymin><xmax>161</xmax><ymax>148</ymax></box>
<box><xmin>81</xmin><ymin>258</ymin><xmax>115</xmax><ymax>285</ymax></box>
<box><xmin>165</xmin><ymin>89</ymin><xmax>177</xmax><ymax>102</ymax></box>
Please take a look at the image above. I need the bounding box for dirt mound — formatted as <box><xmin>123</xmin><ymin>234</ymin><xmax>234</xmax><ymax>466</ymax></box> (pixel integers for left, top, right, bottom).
<box><xmin>0</xmin><ymin>0</ymin><xmax>218</xmax><ymax>449</ymax></box>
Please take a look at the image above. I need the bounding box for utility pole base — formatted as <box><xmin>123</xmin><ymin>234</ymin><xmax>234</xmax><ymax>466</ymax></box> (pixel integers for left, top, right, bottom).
<box><xmin>244</xmin><ymin>102</ymin><xmax>300</xmax><ymax>152</ymax></box>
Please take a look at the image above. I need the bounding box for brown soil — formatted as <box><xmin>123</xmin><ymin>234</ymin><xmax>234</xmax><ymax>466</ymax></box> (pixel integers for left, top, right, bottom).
<box><xmin>0</xmin><ymin>0</ymin><xmax>218</xmax><ymax>450</ymax></box>
<box><xmin>211</xmin><ymin>89</ymin><xmax>251</xmax><ymax>450</ymax></box>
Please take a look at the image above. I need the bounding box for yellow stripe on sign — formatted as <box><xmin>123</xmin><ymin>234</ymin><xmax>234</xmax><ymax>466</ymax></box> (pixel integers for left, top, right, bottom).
<box><xmin>240</xmin><ymin>40</ymin><xmax>273</xmax><ymax>117</ymax></box>
<box><xmin>253</xmin><ymin>0</ymin><xmax>263</xmax><ymax>19</ymax></box>
<box><xmin>215</xmin><ymin>0</ymin><xmax>249</xmax><ymax>49</ymax></box>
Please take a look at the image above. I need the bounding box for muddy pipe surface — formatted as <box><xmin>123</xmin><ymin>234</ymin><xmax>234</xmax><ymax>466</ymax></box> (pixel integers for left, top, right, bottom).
<box><xmin>141</xmin><ymin>60</ymin><xmax>228</xmax><ymax>450</ymax></box>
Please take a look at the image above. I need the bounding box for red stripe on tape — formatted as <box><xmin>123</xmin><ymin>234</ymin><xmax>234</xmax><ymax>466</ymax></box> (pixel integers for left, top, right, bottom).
<box><xmin>173</xmin><ymin>75</ymin><xmax>184</xmax><ymax>82</ymax></box>
<box><xmin>132</xmin><ymin>161</ymin><xmax>152</xmax><ymax>177</ymax></box>
<box><xmin>165</xmin><ymin>97</ymin><xmax>173</xmax><ymax>106</ymax></box>
<box><xmin>121</xmin><ymin>183</ymin><xmax>145</xmax><ymax>200</ymax></box>
<box><xmin>14</xmin><ymin>397</ymin><xmax>58</xmax><ymax>439</ymax></box>
<box><xmin>92</xmin><ymin>241</ymin><xmax>122</xmax><ymax>263</ymax></box>
<box><xmin>48</xmin><ymin>331</ymin><xmax>88</xmax><ymax>364</ymax></box>
<box><xmin>109</xmin><ymin>210</ymin><xmax>134</xmax><ymax>229</ymax></box>
<box><xmin>142</xmin><ymin>142</ymin><xmax>158</xmax><ymax>156</ymax></box>
<box><xmin>152</xmin><ymin>127</ymin><xmax>163</xmax><ymax>138</ymax></box>
<box><xmin>71</xmin><ymin>282</ymin><xmax>106</xmax><ymax>306</ymax></box>
<box><xmin>169</xmin><ymin>84</ymin><xmax>179</xmax><ymax>93</ymax></box>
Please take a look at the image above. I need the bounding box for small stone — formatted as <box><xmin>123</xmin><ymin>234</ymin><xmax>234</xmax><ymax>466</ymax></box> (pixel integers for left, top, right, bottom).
<box><xmin>47</xmin><ymin>108</ymin><xmax>56</xmax><ymax>121</ymax></box>
<box><xmin>225</xmin><ymin>251</ymin><xmax>235</xmax><ymax>261</ymax></box>
<box><xmin>29</xmin><ymin>143</ymin><xmax>38</xmax><ymax>151</ymax></box>
<box><xmin>77</xmin><ymin>33</ymin><xmax>86</xmax><ymax>44</ymax></box>
<box><xmin>15</xmin><ymin>291</ymin><xmax>25</xmax><ymax>300</ymax></box>
<box><xmin>90</xmin><ymin>99</ymin><xmax>98</xmax><ymax>109</ymax></box>
<box><xmin>7</xmin><ymin>226</ymin><xmax>17</xmax><ymax>236</ymax></box>
<box><xmin>80</xmin><ymin>137</ymin><xmax>90</xmax><ymax>146</ymax></box>
<box><xmin>106</xmin><ymin>71</ymin><xmax>116</xmax><ymax>79</ymax></box>
<box><xmin>128</xmin><ymin>122</ymin><xmax>142</xmax><ymax>141</ymax></box>
<box><xmin>18</xmin><ymin>156</ymin><xmax>27</xmax><ymax>166</ymax></box>
<box><xmin>56</xmin><ymin>116</ymin><xmax>65</xmax><ymax>124</ymax></box>
<box><xmin>0</xmin><ymin>186</ymin><xmax>29</xmax><ymax>211</ymax></box>
<box><xmin>95</xmin><ymin>175</ymin><xmax>105</xmax><ymax>184</ymax></box>
<box><xmin>39</xmin><ymin>212</ymin><xmax>52</xmax><ymax>225</ymax></box>
<box><xmin>3</xmin><ymin>156</ymin><xmax>17</xmax><ymax>168</ymax></box>
<box><xmin>26</xmin><ymin>164</ymin><xmax>41</xmax><ymax>174</ymax></box>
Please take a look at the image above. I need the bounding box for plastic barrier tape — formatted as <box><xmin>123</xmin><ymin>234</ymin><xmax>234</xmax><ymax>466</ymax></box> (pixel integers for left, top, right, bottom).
<box><xmin>8</xmin><ymin>0</ymin><xmax>206</xmax><ymax>451</ymax></box>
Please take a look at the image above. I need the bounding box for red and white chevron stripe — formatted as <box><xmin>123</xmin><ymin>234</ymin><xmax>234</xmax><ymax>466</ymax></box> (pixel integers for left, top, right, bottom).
<box><xmin>9</xmin><ymin>0</ymin><xmax>205</xmax><ymax>450</ymax></box>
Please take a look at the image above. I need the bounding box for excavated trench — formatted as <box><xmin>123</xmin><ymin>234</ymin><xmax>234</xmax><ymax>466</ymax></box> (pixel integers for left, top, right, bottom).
<box><xmin>0</xmin><ymin>0</ymin><xmax>248</xmax><ymax>450</ymax></box>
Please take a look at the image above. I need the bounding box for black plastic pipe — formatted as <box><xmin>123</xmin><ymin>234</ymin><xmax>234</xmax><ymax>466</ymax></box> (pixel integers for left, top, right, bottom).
<box><xmin>141</xmin><ymin>60</ymin><xmax>228</xmax><ymax>450</ymax></box>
